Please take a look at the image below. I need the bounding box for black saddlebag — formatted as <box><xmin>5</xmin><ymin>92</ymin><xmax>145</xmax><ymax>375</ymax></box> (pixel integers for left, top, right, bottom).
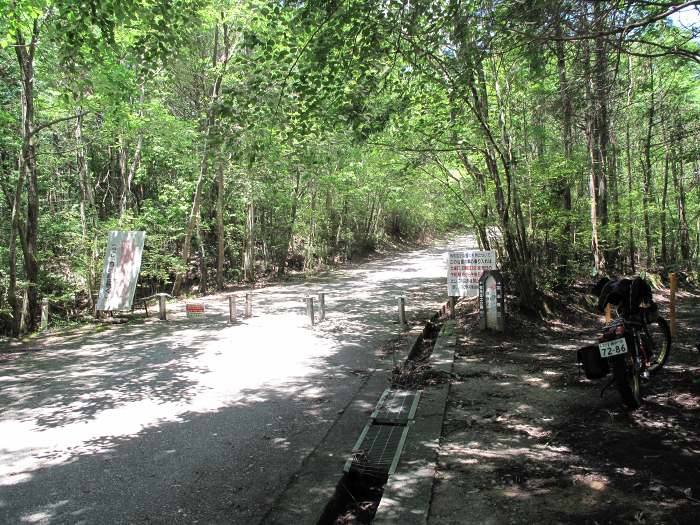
<box><xmin>577</xmin><ymin>345</ymin><xmax>610</xmax><ymax>379</ymax></box>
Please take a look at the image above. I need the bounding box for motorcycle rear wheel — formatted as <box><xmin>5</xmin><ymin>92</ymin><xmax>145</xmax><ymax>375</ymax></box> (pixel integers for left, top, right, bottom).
<box><xmin>644</xmin><ymin>317</ymin><xmax>671</xmax><ymax>374</ymax></box>
<box><xmin>611</xmin><ymin>355</ymin><xmax>642</xmax><ymax>409</ymax></box>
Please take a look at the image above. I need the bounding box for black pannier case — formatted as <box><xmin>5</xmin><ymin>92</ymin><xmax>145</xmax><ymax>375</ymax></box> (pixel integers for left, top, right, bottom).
<box><xmin>577</xmin><ymin>345</ymin><xmax>610</xmax><ymax>379</ymax></box>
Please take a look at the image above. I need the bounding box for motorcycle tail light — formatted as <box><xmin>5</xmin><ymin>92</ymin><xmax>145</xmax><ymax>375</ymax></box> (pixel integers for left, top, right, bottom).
<box><xmin>615</xmin><ymin>325</ymin><xmax>625</xmax><ymax>336</ymax></box>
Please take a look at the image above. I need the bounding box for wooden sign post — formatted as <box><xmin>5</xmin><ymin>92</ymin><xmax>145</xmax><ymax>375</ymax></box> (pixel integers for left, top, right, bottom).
<box><xmin>306</xmin><ymin>295</ymin><xmax>315</xmax><ymax>326</ymax></box>
<box><xmin>318</xmin><ymin>292</ymin><xmax>326</xmax><ymax>322</ymax></box>
<box><xmin>669</xmin><ymin>272</ymin><xmax>677</xmax><ymax>337</ymax></box>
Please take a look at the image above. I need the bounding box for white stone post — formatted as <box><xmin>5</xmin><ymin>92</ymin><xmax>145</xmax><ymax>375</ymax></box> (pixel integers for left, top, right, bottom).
<box><xmin>229</xmin><ymin>295</ymin><xmax>237</xmax><ymax>323</ymax></box>
<box><xmin>245</xmin><ymin>292</ymin><xmax>253</xmax><ymax>318</ymax></box>
<box><xmin>40</xmin><ymin>298</ymin><xmax>49</xmax><ymax>330</ymax></box>
<box><xmin>158</xmin><ymin>293</ymin><xmax>168</xmax><ymax>321</ymax></box>
<box><xmin>398</xmin><ymin>296</ymin><xmax>407</xmax><ymax>326</ymax></box>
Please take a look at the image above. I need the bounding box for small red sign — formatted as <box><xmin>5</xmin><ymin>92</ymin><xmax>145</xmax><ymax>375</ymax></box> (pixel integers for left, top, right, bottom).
<box><xmin>186</xmin><ymin>303</ymin><xmax>205</xmax><ymax>317</ymax></box>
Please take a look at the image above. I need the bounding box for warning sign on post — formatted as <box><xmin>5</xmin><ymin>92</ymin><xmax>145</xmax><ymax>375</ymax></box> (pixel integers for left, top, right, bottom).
<box><xmin>447</xmin><ymin>250</ymin><xmax>497</xmax><ymax>297</ymax></box>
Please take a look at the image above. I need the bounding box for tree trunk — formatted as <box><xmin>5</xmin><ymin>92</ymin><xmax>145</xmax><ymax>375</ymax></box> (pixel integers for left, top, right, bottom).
<box><xmin>625</xmin><ymin>55</ymin><xmax>636</xmax><ymax>273</ymax></box>
<box><xmin>278</xmin><ymin>170</ymin><xmax>302</xmax><ymax>276</ymax></box>
<box><xmin>305</xmin><ymin>184</ymin><xmax>317</xmax><ymax>270</ymax></box>
<box><xmin>119</xmin><ymin>82</ymin><xmax>145</xmax><ymax>217</ymax></box>
<box><xmin>592</xmin><ymin>1</ymin><xmax>610</xmax><ymax>235</ymax></box>
<box><xmin>14</xmin><ymin>20</ymin><xmax>40</xmax><ymax>334</ymax></box>
<box><xmin>642</xmin><ymin>59</ymin><xmax>655</xmax><ymax>266</ymax></box>
<box><xmin>335</xmin><ymin>196</ymin><xmax>347</xmax><ymax>257</ymax></box>
<box><xmin>118</xmin><ymin>137</ymin><xmax>129</xmax><ymax>215</ymax></box>
<box><xmin>197</xmin><ymin>225</ymin><xmax>207</xmax><ymax>295</ymax></box>
<box><xmin>577</xmin><ymin>2</ymin><xmax>613</xmax><ymax>272</ymax></box>
<box><xmin>172</xmin><ymin>110</ymin><xmax>217</xmax><ymax>296</ymax></box>
<box><xmin>260</xmin><ymin>209</ymin><xmax>269</xmax><ymax>273</ymax></box>
<box><xmin>610</xmin><ymin>129</ymin><xmax>621</xmax><ymax>271</ymax></box>
<box><xmin>661</xmin><ymin>142</ymin><xmax>669</xmax><ymax>265</ymax></box>
<box><xmin>695</xmin><ymin>159</ymin><xmax>700</xmax><ymax>262</ymax></box>
<box><xmin>173</xmin><ymin>22</ymin><xmax>228</xmax><ymax>295</ymax></box>
<box><xmin>75</xmin><ymin>109</ymin><xmax>97</xmax><ymax>308</ymax></box>
<box><xmin>452</xmin><ymin>9</ymin><xmax>538</xmax><ymax>310</ymax></box>
<box><xmin>7</xmin><ymin>160</ymin><xmax>25</xmax><ymax>337</ymax></box>
<box><xmin>674</xmin><ymin>123</ymin><xmax>690</xmax><ymax>260</ymax></box>
<box><xmin>365</xmin><ymin>197</ymin><xmax>376</xmax><ymax>241</ymax></box>
<box><xmin>456</xmin><ymin>151</ymin><xmax>490</xmax><ymax>250</ymax></box>
<box><xmin>554</xmin><ymin>15</ymin><xmax>573</xmax><ymax>278</ymax></box>
<box><xmin>449</xmin><ymin>76</ymin><xmax>491</xmax><ymax>252</ymax></box>
<box><xmin>215</xmin><ymin>148</ymin><xmax>226</xmax><ymax>290</ymax></box>
<box><xmin>244</xmin><ymin>202</ymin><xmax>255</xmax><ymax>281</ymax></box>
<box><xmin>582</xmin><ymin>25</ymin><xmax>602</xmax><ymax>272</ymax></box>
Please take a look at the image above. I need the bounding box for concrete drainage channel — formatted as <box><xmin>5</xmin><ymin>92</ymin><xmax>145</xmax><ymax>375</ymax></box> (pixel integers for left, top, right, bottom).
<box><xmin>317</xmin><ymin>310</ymin><xmax>451</xmax><ymax>525</ymax></box>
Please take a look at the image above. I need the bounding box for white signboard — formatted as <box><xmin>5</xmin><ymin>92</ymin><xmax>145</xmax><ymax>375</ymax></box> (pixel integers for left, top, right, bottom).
<box><xmin>96</xmin><ymin>231</ymin><xmax>146</xmax><ymax>311</ymax></box>
<box><xmin>447</xmin><ymin>250</ymin><xmax>496</xmax><ymax>297</ymax></box>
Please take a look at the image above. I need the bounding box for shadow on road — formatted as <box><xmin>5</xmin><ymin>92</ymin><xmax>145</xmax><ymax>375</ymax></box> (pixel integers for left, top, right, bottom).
<box><xmin>0</xmin><ymin>237</ymin><xmax>466</xmax><ymax>524</ymax></box>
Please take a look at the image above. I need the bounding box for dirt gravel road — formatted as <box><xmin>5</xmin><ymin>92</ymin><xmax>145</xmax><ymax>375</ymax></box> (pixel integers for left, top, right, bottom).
<box><xmin>429</xmin><ymin>287</ymin><xmax>700</xmax><ymax>525</ymax></box>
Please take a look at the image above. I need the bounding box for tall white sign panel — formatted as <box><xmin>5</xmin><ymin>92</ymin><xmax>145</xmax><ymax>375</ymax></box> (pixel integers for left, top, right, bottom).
<box><xmin>447</xmin><ymin>250</ymin><xmax>497</xmax><ymax>297</ymax></box>
<box><xmin>97</xmin><ymin>231</ymin><xmax>146</xmax><ymax>311</ymax></box>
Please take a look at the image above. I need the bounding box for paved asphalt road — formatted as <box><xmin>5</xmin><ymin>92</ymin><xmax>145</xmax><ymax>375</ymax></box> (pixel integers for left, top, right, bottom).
<box><xmin>0</xmin><ymin>236</ymin><xmax>471</xmax><ymax>525</ymax></box>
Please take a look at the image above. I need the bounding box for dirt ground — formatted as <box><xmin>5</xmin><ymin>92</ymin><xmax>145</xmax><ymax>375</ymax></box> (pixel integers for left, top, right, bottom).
<box><xmin>430</xmin><ymin>286</ymin><xmax>700</xmax><ymax>525</ymax></box>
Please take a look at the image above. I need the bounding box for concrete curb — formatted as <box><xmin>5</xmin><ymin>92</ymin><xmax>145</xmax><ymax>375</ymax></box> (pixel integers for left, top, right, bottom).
<box><xmin>261</xmin><ymin>369</ymin><xmax>389</xmax><ymax>525</ymax></box>
<box><xmin>373</xmin><ymin>321</ymin><xmax>457</xmax><ymax>524</ymax></box>
<box><xmin>262</xmin><ymin>325</ymin><xmax>426</xmax><ymax>524</ymax></box>
<box><xmin>261</xmin><ymin>320</ymin><xmax>452</xmax><ymax>525</ymax></box>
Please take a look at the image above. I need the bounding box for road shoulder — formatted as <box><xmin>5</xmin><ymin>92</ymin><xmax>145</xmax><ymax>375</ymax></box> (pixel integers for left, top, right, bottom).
<box><xmin>428</xmin><ymin>291</ymin><xmax>700</xmax><ymax>524</ymax></box>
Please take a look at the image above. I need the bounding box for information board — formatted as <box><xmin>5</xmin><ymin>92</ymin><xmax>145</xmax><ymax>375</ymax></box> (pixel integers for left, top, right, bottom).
<box><xmin>96</xmin><ymin>231</ymin><xmax>146</xmax><ymax>311</ymax></box>
<box><xmin>447</xmin><ymin>250</ymin><xmax>497</xmax><ymax>297</ymax></box>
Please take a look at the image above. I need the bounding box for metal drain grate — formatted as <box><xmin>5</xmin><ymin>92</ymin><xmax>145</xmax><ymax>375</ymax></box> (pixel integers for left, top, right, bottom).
<box><xmin>344</xmin><ymin>388</ymin><xmax>420</xmax><ymax>478</ymax></box>
<box><xmin>371</xmin><ymin>389</ymin><xmax>421</xmax><ymax>425</ymax></box>
<box><xmin>344</xmin><ymin>422</ymin><xmax>411</xmax><ymax>477</ymax></box>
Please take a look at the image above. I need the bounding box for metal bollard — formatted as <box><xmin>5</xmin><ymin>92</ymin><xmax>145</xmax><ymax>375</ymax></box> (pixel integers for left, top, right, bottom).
<box><xmin>228</xmin><ymin>294</ymin><xmax>237</xmax><ymax>323</ymax></box>
<box><xmin>398</xmin><ymin>295</ymin><xmax>407</xmax><ymax>325</ymax></box>
<box><xmin>318</xmin><ymin>292</ymin><xmax>326</xmax><ymax>322</ymax></box>
<box><xmin>158</xmin><ymin>293</ymin><xmax>168</xmax><ymax>321</ymax></box>
<box><xmin>306</xmin><ymin>295</ymin><xmax>315</xmax><ymax>326</ymax></box>
<box><xmin>41</xmin><ymin>298</ymin><xmax>49</xmax><ymax>330</ymax></box>
<box><xmin>245</xmin><ymin>292</ymin><xmax>253</xmax><ymax>318</ymax></box>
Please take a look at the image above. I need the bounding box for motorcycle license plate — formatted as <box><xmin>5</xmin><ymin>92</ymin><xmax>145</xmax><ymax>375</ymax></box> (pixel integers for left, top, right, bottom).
<box><xmin>599</xmin><ymin>338</ymin><xmax>628</xmax><ymax>358</ymax></box>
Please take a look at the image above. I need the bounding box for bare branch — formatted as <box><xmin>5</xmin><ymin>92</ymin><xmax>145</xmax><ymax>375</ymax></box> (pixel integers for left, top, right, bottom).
<box><xmin>29</xmin><ymin>111</ymin><xmax>90</xmax><ymax>139</ymax></box>
<box><xmin>550</xmin><ymin>1</ymin><xmax>700</xmax><ymax>41</ymax></box>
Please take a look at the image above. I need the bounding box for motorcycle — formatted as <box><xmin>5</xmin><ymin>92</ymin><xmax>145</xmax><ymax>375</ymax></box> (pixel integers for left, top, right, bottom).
<box><xmin>577</xmin><ymin>300</ymin><xmax>671</xmax><ymax>409</ymax></box>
